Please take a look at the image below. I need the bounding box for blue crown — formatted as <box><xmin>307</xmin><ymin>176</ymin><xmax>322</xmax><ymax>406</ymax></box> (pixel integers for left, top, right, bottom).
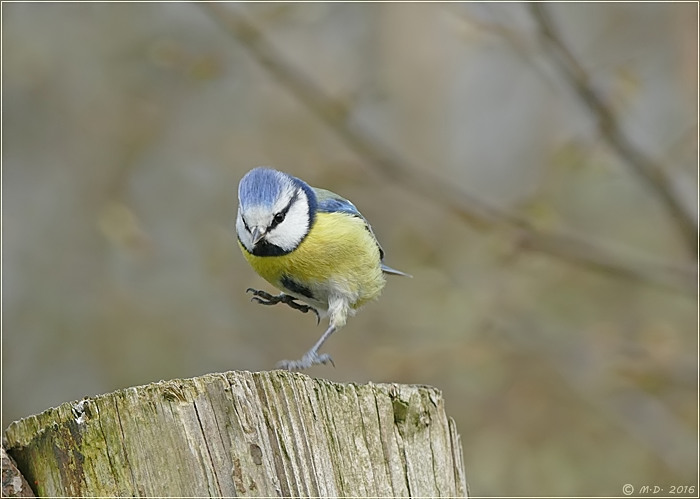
<box><xmin>238</xmin><ymin>167</ymin><xmax>289</xmax><ymax>208</ymax></box>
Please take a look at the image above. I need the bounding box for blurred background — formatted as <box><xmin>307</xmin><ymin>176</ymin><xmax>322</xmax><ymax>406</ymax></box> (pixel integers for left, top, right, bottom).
<box><xmin>2</xmin><ymin>2</ymin><xmax>697</xmax><ymax>496</ymax></box>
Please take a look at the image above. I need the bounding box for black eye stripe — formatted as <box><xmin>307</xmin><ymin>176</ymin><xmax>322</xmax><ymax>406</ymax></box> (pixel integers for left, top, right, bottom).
<box><xmin>269</xmin><ymin>191</ymin><xmax>299</xmax><ymax>230</ymax></box>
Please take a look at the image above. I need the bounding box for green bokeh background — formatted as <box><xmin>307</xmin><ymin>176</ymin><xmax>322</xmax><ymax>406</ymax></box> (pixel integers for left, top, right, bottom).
<box><xmin>3</xmin><ymin>3</ymin><xmax>697</xmax><ymax>496</ymax></box>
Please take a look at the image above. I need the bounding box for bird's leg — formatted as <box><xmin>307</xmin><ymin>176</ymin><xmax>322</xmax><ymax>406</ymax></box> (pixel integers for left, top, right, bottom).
<box><xmin>246</xmin><ymin>288</ymin><xmax>320</xmax><ymax>323</ymax></box>
<box><xmin>276</xmin><ymin>325</ymin><xmax>337</xmax><ymax>371</ymax></box>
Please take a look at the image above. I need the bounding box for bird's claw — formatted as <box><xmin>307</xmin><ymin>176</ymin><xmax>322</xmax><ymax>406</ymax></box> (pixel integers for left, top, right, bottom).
<box><xmin>246</xmin><ymin>288</ymin><xmax>320</xmax><ymax>324</ymax></box>
<box><xmin>276</xmin><ymin>352</ymin><xmax>334</xmax><ymax>371</ymax></box>
<box><xmin>284</xmin><ymin>299</ymin><xmax>321</xmax><ymax>324</ymax></box>
<box><xmin>246</xmin><ymin>288</ymin><xmax>278</xmax><ymax>305</ymax></box>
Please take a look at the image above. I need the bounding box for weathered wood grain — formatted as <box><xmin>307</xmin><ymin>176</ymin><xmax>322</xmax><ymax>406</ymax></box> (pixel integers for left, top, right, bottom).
<box><xmin>4</xmin><ymin>370</ymin><xmax>467</xmax><ymax>497</ymax></box>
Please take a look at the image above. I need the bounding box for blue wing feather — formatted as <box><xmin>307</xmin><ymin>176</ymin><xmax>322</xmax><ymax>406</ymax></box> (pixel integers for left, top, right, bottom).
<box><xmin>315</xmin><ymin>189</ymin><xmax>361</xmax><ymax>217</ymax></box>
<box><xmin>312</xmin><ymin>186</ymin><xmax>411</xmax><ymax>277</ymax></box>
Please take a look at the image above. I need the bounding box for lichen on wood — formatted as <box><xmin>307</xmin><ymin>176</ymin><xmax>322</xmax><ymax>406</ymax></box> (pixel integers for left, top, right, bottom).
<box><xmin>4</xmin><ymin>370</ymin><xmax>468</xmax><ymax>497</ymax></box>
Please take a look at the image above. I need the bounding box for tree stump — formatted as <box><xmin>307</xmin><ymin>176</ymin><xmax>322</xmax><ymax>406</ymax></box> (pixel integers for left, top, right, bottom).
<box><xmin>3</xmin><ymin>370</ymin><xmax>468</xmax><ymax>497</ymax></box>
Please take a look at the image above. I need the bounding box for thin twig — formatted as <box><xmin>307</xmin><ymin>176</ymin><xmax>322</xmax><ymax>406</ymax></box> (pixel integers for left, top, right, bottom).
<box><xmin>530</xmin><ymin>3</ymin><xmax>698</xmax><ymax>257</ymax></box>
<box><xmin>201</xmin><ymin>3</ymin><xmax>697</xmax><ymax>296</ymax></box>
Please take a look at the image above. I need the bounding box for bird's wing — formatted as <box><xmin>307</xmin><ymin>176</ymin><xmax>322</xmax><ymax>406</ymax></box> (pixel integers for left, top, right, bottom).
<box><xmin>313</xmin><ymin>187</ymin><xmax>411</xmax><ymax>277</ymax></box>
<box><xmin>313</xmin><ymin>187</ymin><xmax>385</xmax><ymax>257</ymax></box>
<box><xmin>314</xmin><ymin>188</ymin><xmax>362</xmax><ymax>217</ymax></box>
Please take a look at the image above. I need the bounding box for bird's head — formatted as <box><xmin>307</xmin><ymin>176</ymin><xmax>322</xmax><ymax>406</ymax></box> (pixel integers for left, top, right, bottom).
<box><xmin>236</xmin><ymin>167</ymin><xmax>316</xmax><ymax>256</ymax></box>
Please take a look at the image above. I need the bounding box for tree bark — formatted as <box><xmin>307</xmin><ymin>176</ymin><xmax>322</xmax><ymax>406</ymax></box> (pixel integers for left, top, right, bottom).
<box><xmin>2</xmin><ymin>447</ymin><xmax>35</xmax><ymax>497</ymax></box>
<box><xmin>3</xmin><ymin>370</ymin><xmax>468</xmax><ymax>497</ymax></box>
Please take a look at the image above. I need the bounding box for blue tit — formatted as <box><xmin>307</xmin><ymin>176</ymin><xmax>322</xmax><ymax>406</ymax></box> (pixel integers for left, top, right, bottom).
<box><xmin>236</xmin><ymin>167</ymin><xmax>410</xmax><ymax>370</ymax></box>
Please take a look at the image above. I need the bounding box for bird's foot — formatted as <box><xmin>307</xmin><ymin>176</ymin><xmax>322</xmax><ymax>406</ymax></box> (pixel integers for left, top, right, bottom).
<box><xmin>246</xmin><ymin>288</ymin><xmax>320</xmax><ymax>323</ymax></box>
<box><xmin>276</xmin><ymin>351</ymin><xmax>334</xmax><ymax>371</ymax></box>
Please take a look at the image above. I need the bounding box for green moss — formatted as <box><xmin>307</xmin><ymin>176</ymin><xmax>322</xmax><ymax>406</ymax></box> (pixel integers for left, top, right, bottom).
<box><xmin>392</xmin><ymin>398</ymin><xmax>409</xmax><ymax>426</ymax></box>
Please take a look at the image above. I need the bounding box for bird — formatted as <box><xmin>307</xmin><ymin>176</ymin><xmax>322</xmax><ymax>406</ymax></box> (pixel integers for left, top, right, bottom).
<box><xmin>235</xmin><ymin>167</ymin><xmax>410</xmax><ymax>370</ymax></box>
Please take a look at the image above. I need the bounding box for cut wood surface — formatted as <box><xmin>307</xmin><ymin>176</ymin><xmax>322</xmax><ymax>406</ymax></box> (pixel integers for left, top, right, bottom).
<box><xmin>4</xmin><ymin>370</ymin><xmax>468</xmax><ymax>497</ymax></box>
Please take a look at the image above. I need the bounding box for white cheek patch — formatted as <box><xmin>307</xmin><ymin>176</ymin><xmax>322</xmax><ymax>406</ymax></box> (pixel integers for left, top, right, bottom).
<box><xmin>236</xmin><ymin>211</ymin><xmax>254</xmax><ymax>252</ymax></box>
<box><xmin>266</xmin><ymin>190</ymin><xmax>310</xmax><ymax>251</ymax></box>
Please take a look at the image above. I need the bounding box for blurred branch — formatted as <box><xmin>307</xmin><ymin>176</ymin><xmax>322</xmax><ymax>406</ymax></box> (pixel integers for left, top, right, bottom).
<box><xmin>530</xmin><ymin>3</ymin><xmax>699</xmax><ymax>258</ymax></box>
<box><xmin>202</xmin><ymin>3</ymin><xmax>697</xmax><ymax>296</ymax></box>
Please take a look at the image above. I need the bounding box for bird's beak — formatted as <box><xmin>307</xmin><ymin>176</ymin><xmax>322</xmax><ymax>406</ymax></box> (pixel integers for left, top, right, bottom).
<box><xmin>251</xmin><ymin>226</ymin><xmax>266</xmax><ymax>245</ymax></box>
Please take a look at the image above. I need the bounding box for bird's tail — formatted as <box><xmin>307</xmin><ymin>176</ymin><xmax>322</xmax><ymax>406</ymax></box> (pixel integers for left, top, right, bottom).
<box><xmin>381</xmin><ymin>263</ymin><xmax>412</xmax><ymax>278</ymax></box>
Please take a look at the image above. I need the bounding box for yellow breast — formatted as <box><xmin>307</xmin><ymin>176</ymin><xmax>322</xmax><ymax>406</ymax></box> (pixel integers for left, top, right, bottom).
<box><xmin>239</xmin><ymin>211</ymin><xmax>385</xmax><ymax>309</ymax></box>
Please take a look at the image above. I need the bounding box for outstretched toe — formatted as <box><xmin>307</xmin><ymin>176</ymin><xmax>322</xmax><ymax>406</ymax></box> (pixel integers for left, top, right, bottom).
<box><xmin>246</xmin><ymin>290</ymin><xmax>319</xmax><ymax>321</ymax></box>
<box><xmin>246</xmin><ymin>289</ymin><xmax>282</xmax><ymax>305</ymax></box>
<box><xmin>276</xmin><ymin>352</ymin><xmax>334</xmax><ymax>371</ymax></box>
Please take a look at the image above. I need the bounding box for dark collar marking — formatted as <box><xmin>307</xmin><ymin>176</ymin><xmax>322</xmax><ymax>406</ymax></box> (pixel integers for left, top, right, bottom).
<box><xmin>246</xmin><ymin>239</ymin><xmax>289</xmax><ymax>257</ymax></box>
<box><xmin>281</xmin><ymin>275</ymin><xmax>315</xmax><ymax>299</ymax></box>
